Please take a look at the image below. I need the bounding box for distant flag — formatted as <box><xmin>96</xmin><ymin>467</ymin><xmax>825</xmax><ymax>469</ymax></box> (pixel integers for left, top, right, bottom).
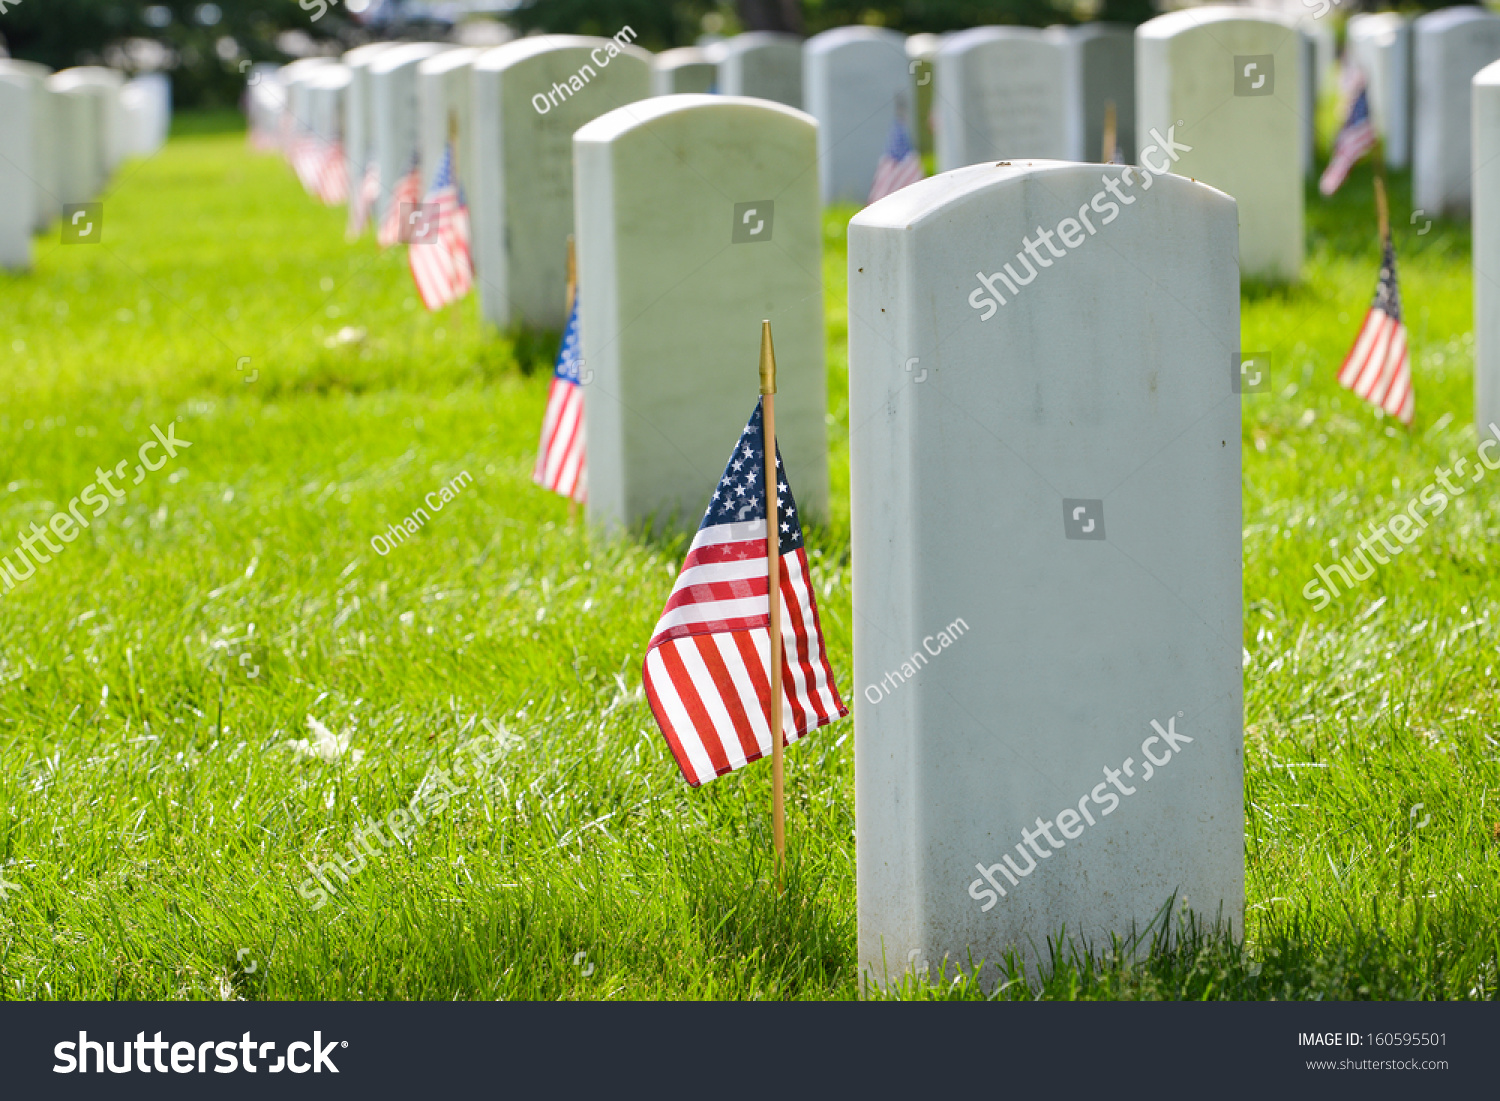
<box><xmin>314</xmin><ymin>140</ymin><xmax>347</xmax><ymax>205</ymax></box>
<box><xmin>289</xmin><ymin>134</ymin><xmax>321</xmax><ymax>194</ymax></box>
<box><xmin>1338</xmin><ymin>178</ymin><xmax>1412</xmax><ymax>424</ymax></box>
<box><xmin>642</xmin><ymin>392</ymin><xmax>847</xmax><ymax>789</ymax></box>
<box><xmin>533</xmin><ymin>293</ymin><xmax>586</xmax><ymax>502</ymax></box>
<box><xmin>868</xmin><ymin>113</ymin><xmax>925</xmax><ymax>204</ymax></box>
<box><xmin>377</xmin><ymin>160</ymin><xmax>422</xmax><ymax>250</ymax></box>
<box><xmin>406</xmin><ymin>142</ymin><xmax>473</xmax><ymax>310</ymax></box>
<box><xmin>347</xmin><ymin>162</ymin><xmax>380</xmax><ymax>240</ymax></box>
<box><xmin>1320</xmin><ymin>67</ymin><xmax>1378</xmax><ymax>196</ymax></box>
<box><xmin>1102</xmin><ymin>100</ymin><xmax>1124</xmax><ymax>164</ymax></box>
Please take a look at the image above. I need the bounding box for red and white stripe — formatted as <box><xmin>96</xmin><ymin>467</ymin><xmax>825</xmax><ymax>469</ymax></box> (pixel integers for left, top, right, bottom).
<box><xmin>407</xmin><ymin>186</ymin><xmax>473</xmax><ymax>310</ymax></box>
<box><xmin>347</xmin><ymin>162</ymin><xmax>380</xmax><ymax>240</ymax></box>
<box><xmin>314</xmin><ymin>141</ymin><xmax>347</xmax><ymax>205</ymax></box>
<box><xmin>643</xmin><ymin>520</ymin><xmax>846</xmax><ymax>787</ymax></box>
<box><xmin>533</xmin><ymin>375</ymin><xmax>585</xmax><ymax>502</ymax></box>
<box><xmin>1338</xmin><ymin>306</ymin><xmax>1412</xmax><ymax>424</ymax></box>
<box><xmin>869</xmin><ymin>152</ymin><xmax>924</xmax><ymax>204</ymax></box>
<box><xmin>377</xmin><ymin>166</ymin><xmax>422</xmax><ymax>250</ymax></box>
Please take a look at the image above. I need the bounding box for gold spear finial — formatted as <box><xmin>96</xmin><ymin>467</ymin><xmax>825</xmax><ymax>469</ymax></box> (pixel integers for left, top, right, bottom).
<box><xmin>759</xmin><ymin>320</ymin><xmax>777</xmax><ymax>395</ymax></box>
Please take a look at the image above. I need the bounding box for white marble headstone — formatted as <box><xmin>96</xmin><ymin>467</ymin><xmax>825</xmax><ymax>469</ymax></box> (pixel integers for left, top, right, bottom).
<box><xmin>470</xmin><ymin>35</ymin><xmax>651</xmax><ymax>330</ymax></box>
<box><xmin>306</xmin><ymin>65</ymin><xmax>351</xmax><ymax>147</ymax></box>
<box><xmin>935</xmin><ymin>27</ymin><xmax>1071</xmax><ymax>171</ymax></box>
<box><xmin>1347</xmin><ymin>14</ymin><xmax>1409</xmax><ymax>169</ymax></box>
<box><xmin>848</xmin><ymin>158</ymin><xmax>1243</xmax><ymax>987</ymax></box>
<box><xmin>804</xmin><ymin>27</ymin><xmax>913</xmax><ymax>205</ymax></box>
<box><xmin>652</xmin><ymin>47</ymin><xmax>717</xmax><ymax>96</ymax></box>
<box><xmin>277</xmin><ymin>56</ymin><xmax>336</xmax><ymax>153</ymax></box>
<box><xmin>46</xmin><ymin>73</ymin><xmax>107</xmax><ymax>205</ymax></box>
<box><xmin>0</xmin><ymin>74</ymin><xmax>37</xmax><ymax>270</ymax></box>
<box><xmin>1055</xmin><ymin>23</ymin><xmax>1135</xmax><ymax>163</ymax></box>
<box><xmin>370</xmin><ymin>44</ymin><xmax>449</xmax><ymax>220</ymax></box>
<box><xmin>573</xmin><ymin>95</ymin><xmax>828</xmax><ymax>533</ymax></box>
<box><xmin>1475</xmin><ymin>61</ymin><xmax>1500</xmax><ymax>437</ymax></box>
<box><xmin>716</xmin><ymin>32</ymin><xmax>803</xmax><ymax>108</ymax></box>
<box><xmin>0</xmin><ymin>60</ymin><xmax>57</xmax><ymax>232</ymax></box>
<box><xmin>418</xmin><ymin>48</ymin><xmax>481</xmax><ymax>193</ymax></box>
<box><xmin>906</xmin><ymin>33</ymin><xmax>940</xmax><ymax>159</ymax></box>
<box><xmin>1136</xmin><ymin>7</ymin><xmax>1304</xmax><ymax>282</ymax></box>
<box><xmin>124</xmin><ymin>72</ymin><xmax>171</xmax><ymax>156</ymax></box>
<box><xmin>342</xmin><ymin>44</ymin><xmax>400</xmax><ymax>200</ymax></box>
<box><xmin>53</xmin><ymin>67</ymin><xmax>127</xmax><ymax>175</ymax></box>
<box><xmin>1414</xmin><ymin>6</ymin><xmax>1500</xmax><ymax>218</ymax></box>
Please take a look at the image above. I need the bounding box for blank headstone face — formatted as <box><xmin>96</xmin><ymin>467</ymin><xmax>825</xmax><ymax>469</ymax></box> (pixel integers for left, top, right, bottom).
<box><xmin>847</xmin><ymin>159</ymin><xmax>1242</xmax><ymax>988</ymax></box>
<box><xmin>53</xmin><ymin>67</ymin><xmax>127</xmax><ymax>175</ymax></box>
<box><xmin>652</xmin><ymin>47</ymin><xmax>716</xmax><ymax>96</ymax></box>
<box><xmin>418</xmin><ymin>49</ymin><xmax>481</xmax><ymax>192</ymax></box>
<box><xmin>0</xmin><ymin>60</ymin><xmax>56</xmax><ymax>232</ymax></box>
<box><xmin>573</xmin><ymin>95</ymin><xmax>828</xmax><ymax>534</ymax></box>
<box><xmin>717</xmin><ymin>33</ymin><xmax>803</xmax><ymax>108</ymax></box>
<box><xmin>1414</xmin><ymin>7</ymin><xmax>1500</xmax><ymax>218</ymax></box>
<box><xmin>1476</xmin><ymin>62</ymin><xmax>1500</xmax><ymax>437</ymax></box>
<box><xmin>278</xmin><ymin>56</ymin><xmax>335</xmax><ymax>153</ymax></box>
<box><xmin>906</xmin><ymin>33</ymin><xmax>940</xmax><ymax>159</ymax></box>
<box><xmin>0</xmin><ymin>75</ymin><xmax>37</xmax><ymax>270</ymax></box>
<box><xmin>123</xmin><ymin>73</ymin><xmax>171</xmax><ymax>157</ymax></box>
<box><xmin>307</xmin><ymin>66</ymin><xmax>351</xmax><ymax>146</ymax></box>
<box><xmin>935</xmin><ymin>27</ymin><xmax>1070</xmax><ymax>171</ymax></box>
<box><xmin>46</xmin><ymin>77</ymin><xmax>105</xmax><ymax>205</ymax></box>
<box><xmin>470</xmin><ymin>35</ymin><xmax>651</xmax><ymax>330</ymax></box>
<box><xmin>1348</xmin><ymin>14</ymin><xmax>1412</xmax><ymax>169</ymax></box>
<box><xmin>1136</xmin><ymin>7</ymin><xmax>1304</xmax><ymax>282</ymax></box>
<box><xmin>343</xmin><ymin>43</ymin><xmax>401</xmax><ymax>197</ymax></box>
<box><xmin>804</xmin><ymin>27</ymin><xmax>912</xmax><ymax>205</ymax></box>
<box><xmin>1056</xmin><ymin>23</ymin><xmax>1135</xmax><ymax>163</ymax></box>
<box><xmin>371</xmin><ymin>44</ymin><xmax>449</xmax><ymax>221</ymax></box>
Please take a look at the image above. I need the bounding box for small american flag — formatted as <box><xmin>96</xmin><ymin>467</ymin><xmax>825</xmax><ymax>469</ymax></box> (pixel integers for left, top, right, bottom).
<box><xmin>377</xmin><ymin>161</ymin><xmax>422</xmax><ymax>250</ymax></box>
<box><xmin>868</xmin><ymin>114</ymin><xmax>925</xmax><ymax>204</ymax></box>
<box><xmin>643</xmin><ymin>400</ymin><xmax>847</xmax><ymax>787</ymax></box>
<box><xmin>347</xmin><ymin>161</ymin><xmax>380</xmax><ymax>240</ymax></box>
<box><xmin>532</xmin><ymin>295</ymin><xmax>586</xmax><ymax>502</ymax></box>
<box><xmin>314</xmin><ymin>140</ymin><xmax>347</xmax><ymax>205</ymax></box>
<box><xmin>289</xmin><ymin>135</ymin><xmax>321</xmax><ymax>194</ymax></box>
<box><xmin>1338</xmin><ymin>231</ymin><xmax>1413</xmax><ymax>424</ymax></box>
<box><xmin>1320</xmin><ymin>68</ymin><xmax>1377</xmax><ymax>196</ymax></box>
<box><xmin>407</xmin><ymin>143</ymin><xmax>473</xmax><ymax>310</ymax></box>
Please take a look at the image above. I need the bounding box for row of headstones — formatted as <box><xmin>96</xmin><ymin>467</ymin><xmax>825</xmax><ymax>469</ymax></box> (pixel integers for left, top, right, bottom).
<box><xmin>1347</xmin><ymin>7</ymin><xmax>1500</xmax><ymax>216</ymax></box>
<box><xmin>249</xmin><ymin>24</ymin><xmax>1490</xmax><ymax>980</ymax></box>
<box><xmin>0</xmin><ymin>64</ymin><xmax>172</xmax><ymax>270</ymax></box>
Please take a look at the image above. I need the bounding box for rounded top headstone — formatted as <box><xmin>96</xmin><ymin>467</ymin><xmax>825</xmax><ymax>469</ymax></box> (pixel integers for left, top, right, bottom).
<box><xmin>419</xmin><ymin>47</ymin><xmax>483</xmax><ymax>76</ymax></box>
<box><xmin>1479</xmin><ymin>57</ymin><xmax>1500</xmax><ymax>86</ymax></box>
<box><xmin>805</xmin><ymin>25</ymin><xmax>905</xmax><ymax>55</ymax></box>
<box><xmin>656</xmin><ymin>46</ymin><xmax>709</xmax><ymax>69</ymax></box>
<box><xmin>906</xmin><ymin>33</ymin><xmax>942</xmax><ymax>60</ymax></box>
<box><xmin>308</xmin><ymin>64</ymin><xmax>351</xmax><ymax>91</ymax></box>
<box><xmin>1138</xmin><ymin>4</ymin><xmax>1298</xmax><ymax>39</ymax></box>
<box><xmin>474</xmin><ymin>33</ymin><xmax>652</xmax><ymax>73</ymax></box>
<box><xmin>369</xmin><ymin>42</ymin><xmax>449</xmax><ymax>76</ymax></box>
<box><xmin>574</xmin><ymin>91</ymin><xmax>814</xmax><ymax>145</ymax></box>
<box><xmin>1415</xmin><ymin>5</ymin><xmax>1500</xmax><ymax>34</ymax></box>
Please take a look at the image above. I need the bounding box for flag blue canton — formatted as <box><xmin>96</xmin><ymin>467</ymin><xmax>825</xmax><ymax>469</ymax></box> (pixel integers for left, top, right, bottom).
<box><xmin>1346</xmin><ymin>88</ymin><xmax>1370</xmax><ymax>131</ymax></box>
<box><xmin>701</xmin><ymin>399</ymin><xmax>803</xmax><ymax>555</ymax></box>
<box><xmin>554</xmin><ymin>297</ymin><xmax>582</xmax><ymax>382</ymax></box>
<box><xmin>884</xmin><ymin>116</ymin><xmax>915</xmax><ymax>162</ymax></box>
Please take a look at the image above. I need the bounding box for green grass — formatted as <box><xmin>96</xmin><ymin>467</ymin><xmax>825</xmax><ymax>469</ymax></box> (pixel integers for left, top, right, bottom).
<box><xmin>0</xmin><ymin>116</ymin><xmax>1496</xmax><ymax>1002</ymax></box>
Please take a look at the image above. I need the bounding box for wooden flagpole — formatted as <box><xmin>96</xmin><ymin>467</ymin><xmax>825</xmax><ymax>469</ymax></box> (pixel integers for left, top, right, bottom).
<box><xmin>566</xmin><ymin>236</ymin><xmax>579</xmax><ymax>526</ymax></box>
<box><xmin>759</xmin><ymin>320</ymin><xmax>785</xmax><ymax>894</ymax></box>
<box><xmin>1102</xmin><ymin>100</ymin><xmax>1117</xmax><ymax>164</ymax></box>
